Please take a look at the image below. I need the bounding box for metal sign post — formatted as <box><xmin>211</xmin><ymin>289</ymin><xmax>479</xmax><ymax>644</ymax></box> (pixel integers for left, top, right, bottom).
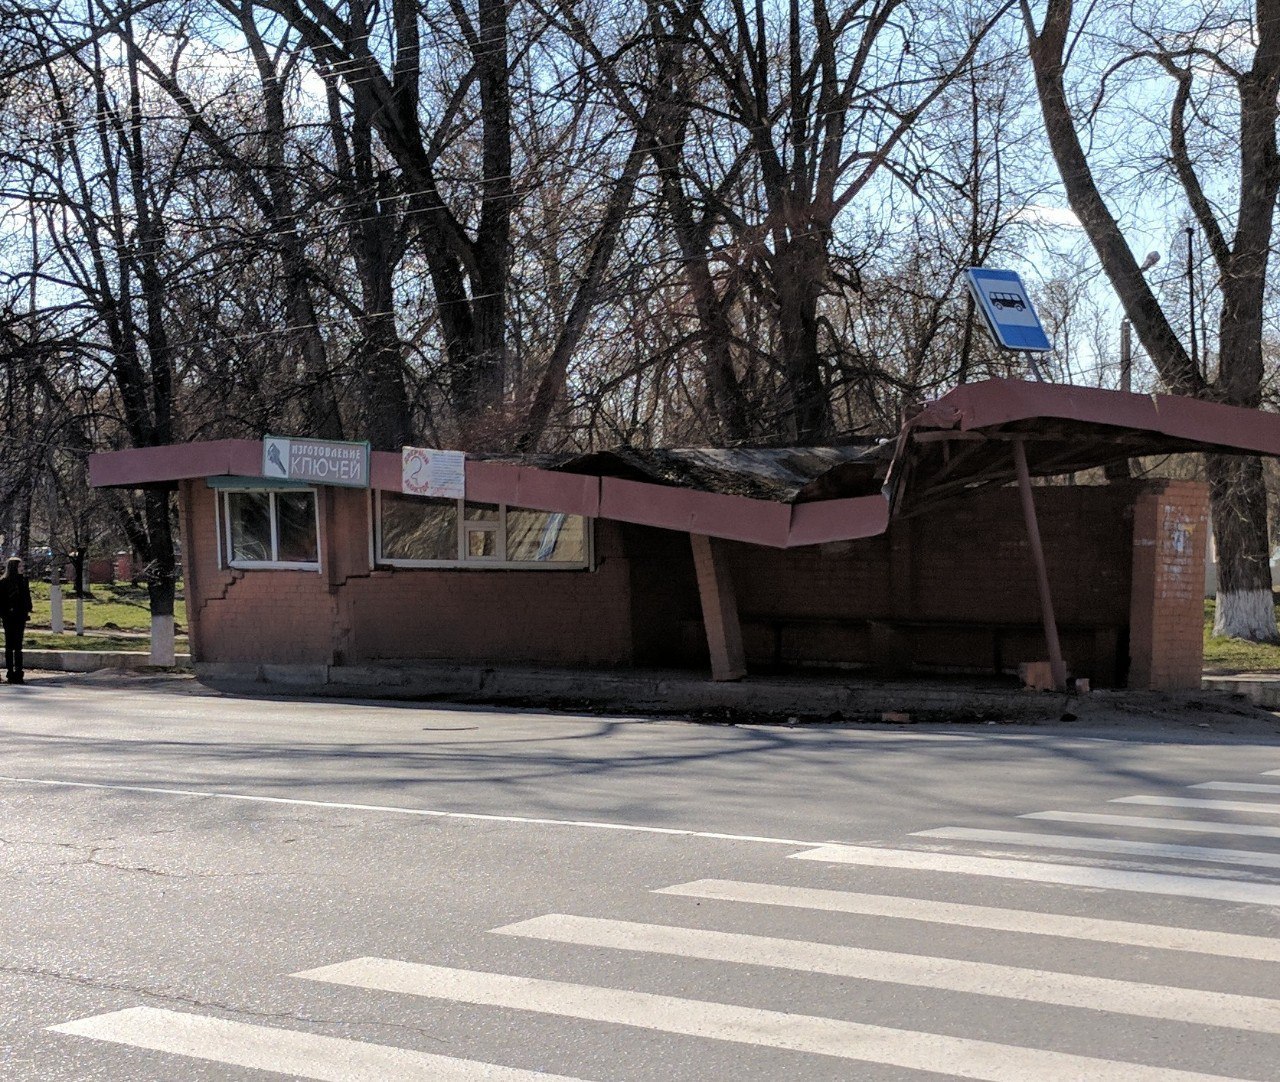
<box><xmin>1012</xmin><ymin>437</ymin><xmax>1067</xmax><ymax>691</ymax></box>
<box><xmin>966</xmin><ymin>268</ymin><xmax>1066</xmax><ymax>691</ymax></box>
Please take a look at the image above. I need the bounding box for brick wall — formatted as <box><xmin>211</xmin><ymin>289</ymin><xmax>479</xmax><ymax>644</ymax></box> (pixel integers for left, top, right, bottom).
<box><xmin>179</xmin><ymin>477</ymin><xmax>1206</xmax><ymax>688</ymax></box>
<box><xmin>1128</xmin><ymin>480</ymin><xmax>1210</xmax><ymax>690</ymax></box>
<box><xmin>181</xmin><ymin>480</ymin><xmax>337</xmax><ymax>663</ymax></box>
<box><xmin>183</xmin><ymin>478</ymin><xmax>635</xmax><ymax>667</ymax></box>
<box><xmin>343</xmin><ymin>520</ymin><xmax>632</xmax><ymax>666</ymax></box>
<box><xmin>716</xmin><ymin>485</ymin><xmax>1136</xmax><ymax>683</ymax></box>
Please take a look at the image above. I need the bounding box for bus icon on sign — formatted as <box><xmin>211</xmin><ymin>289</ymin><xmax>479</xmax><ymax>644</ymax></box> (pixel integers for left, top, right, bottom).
<box><xmin>988</xmin><ymin>291</ymin><xmax>1026</xmax><ymax>312</ymax></box>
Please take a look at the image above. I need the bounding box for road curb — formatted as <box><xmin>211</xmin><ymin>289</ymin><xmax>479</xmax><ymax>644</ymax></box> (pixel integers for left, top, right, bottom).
<box><xmin>25</xmin><ymin>650</ymin><xmax>193</xmax><ymax>673</ymax></box>
<box><xmin>192</xmin><ymin>660</ymin><xmax>1192</xmax><ymax>722</ymax></box>
<box><xmin>1202</xmin><ymin>674</ymin><xmax>1280</xmax><ymax>709</ymax></box>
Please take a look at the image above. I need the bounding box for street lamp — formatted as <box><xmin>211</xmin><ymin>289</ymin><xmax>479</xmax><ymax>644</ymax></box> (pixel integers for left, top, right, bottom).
<box><xmin>1186</xmin><ymin>227</ymin><xmax>1199</xmax><ymax>378</ymax></box>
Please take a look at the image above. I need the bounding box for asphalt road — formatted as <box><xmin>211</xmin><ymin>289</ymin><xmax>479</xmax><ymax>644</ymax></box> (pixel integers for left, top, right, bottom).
<box><xmin>3</xmin><ymin>675</ymin><xmax>1280</xmax><ymax>1080</ymax></box>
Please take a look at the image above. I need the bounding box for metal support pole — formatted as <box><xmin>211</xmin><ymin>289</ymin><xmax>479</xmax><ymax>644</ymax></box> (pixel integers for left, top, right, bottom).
<box><xmin>1186</xmin><ymin>227</ymin><xmax>1199</xmax><ymax>379</ymax></box>
<box><xmin>1013</xmin><ymin>438</ymin><xmax>1067</xmax><ymax>691</ymax></box>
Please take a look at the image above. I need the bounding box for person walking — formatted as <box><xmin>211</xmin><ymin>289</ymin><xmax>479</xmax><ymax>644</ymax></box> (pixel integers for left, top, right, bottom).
<box><xmin>1</xmin><ymin>557</ymin><xmax>33</xmax><ymax>684</ymax></box>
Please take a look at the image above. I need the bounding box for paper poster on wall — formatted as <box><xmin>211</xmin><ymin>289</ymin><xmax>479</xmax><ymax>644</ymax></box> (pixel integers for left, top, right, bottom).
<box><xmin>402</xmin><ymin>446</ymin><xmax>466</xmax><ymax>499</ymax></box>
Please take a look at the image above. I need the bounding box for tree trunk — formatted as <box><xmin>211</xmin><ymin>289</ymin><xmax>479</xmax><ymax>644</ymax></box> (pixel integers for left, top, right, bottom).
<box><xmin>516</xmin><ymin>134</ymin><xmax>648</xmax><ymax>451</ymax></box>
<box><xmin>1023</xmin><ymin>0</ymin><xmax>1278</xmax><ymax>641</ymax></box>
<box><xmin>69</xmin><ymin>549</ymin><xmax>87</xmax><ymax>596</ymax></box>
<box><xmin>347</xmin><ymin>95</ymin><xmax>411</xmax><ymax>451</ymax></box>
<box><xmin>1206</xmin><ymin>454</ymin><xmax>1276</xmax><ymax>640</ymax></box>
<box><xmin>775</xmin><ymin>235</ymin><xmax>830</xmax><ymax>442</ymax></box>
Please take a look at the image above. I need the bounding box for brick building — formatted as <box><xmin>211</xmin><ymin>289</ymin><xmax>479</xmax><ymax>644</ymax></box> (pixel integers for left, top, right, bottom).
<box><xmin>90</xmin><ymin>380</ymin><xmax>1280</xmax><ymax>692</ymax></box>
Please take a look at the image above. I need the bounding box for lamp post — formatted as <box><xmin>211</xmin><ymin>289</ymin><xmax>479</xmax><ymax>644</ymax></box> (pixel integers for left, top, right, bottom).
<box><xmin>1120</xmin><ymin>319</ymin><xmax>1132</xmax><ymax>393</ymax></box>
<box><xmin>1186</xmin><ymin>227</ymin><xmax>1199</xmax><ymax>378</ymax></box>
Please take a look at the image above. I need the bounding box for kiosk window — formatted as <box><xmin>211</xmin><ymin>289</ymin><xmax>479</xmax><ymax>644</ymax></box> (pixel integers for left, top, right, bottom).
<box><xmin>376</xmin><ymin>493</ymin><xmax>590</xmax><ymax>568</ymax></box>
<box><xmin>506</xmin><ymin>509</ymin><xmax>586</xmax><ymax>563</ymax></box>
<box><xmin>223</xmin><ymin>489</ymin><xmax>319</xmax><ymax>568</ymax></box>
<box><xmin>381</xmin><ymin>494</ymin><xmax>457</xmax><ymax>561</ymax></box>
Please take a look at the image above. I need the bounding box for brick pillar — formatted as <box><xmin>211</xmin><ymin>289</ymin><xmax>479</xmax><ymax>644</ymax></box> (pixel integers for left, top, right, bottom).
<box><xmin>1128</xmin><ymin>480</ymin><xmax>1209</xmax><ymax>690</ymax></box>
<box><xmin>320</xmin><ymin>487</ymin><xmax>372</xmax><ymax>666</ymax></box>
<box><xmin>322</xmin><ymin>486</ymin><xmax>372</xmax><ymax>587</ymax></box>
<box><xmin>690</xmin><ymin>533</ymin><xmax>747</xmax><ymax>681</ymax></box>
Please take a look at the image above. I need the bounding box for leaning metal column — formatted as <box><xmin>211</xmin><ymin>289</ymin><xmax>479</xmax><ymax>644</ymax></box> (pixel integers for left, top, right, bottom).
<box><xmin>1012</xmin><ymin>437</ymin><xmax>1067</xmax><ymax>691</ymax></box>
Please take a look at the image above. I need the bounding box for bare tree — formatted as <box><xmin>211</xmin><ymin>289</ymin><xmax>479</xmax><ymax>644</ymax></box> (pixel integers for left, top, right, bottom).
<box><xmin>1</xmin><ymin>3</ymin><xmax>196</xmax><ymax>652</ymax></box>
<box><xmin>1023</xmin><ymin>0</ymin><xmax>1280</xmax><ymax>639</ymax></box>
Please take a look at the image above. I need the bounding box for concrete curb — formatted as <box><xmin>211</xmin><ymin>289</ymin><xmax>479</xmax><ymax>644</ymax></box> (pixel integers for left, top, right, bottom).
<box><xmin>194</xmin><ymin>659</ymin><xmax>1107</xmax><ymax>720</ymax></box>
<box><xmin>1202</xmin><ymin>674</ymin><xmax>1280</xmax><ymax>709</ymax></box>
<box><xmin>26</xmin><ymin>650</ymin><xmax>193</xmax><ymax>673</ymax></box>
<box><xmin>21</xmin><ymin>652</ymin><xmax>1264</xmax><ymax>721</ymax></box>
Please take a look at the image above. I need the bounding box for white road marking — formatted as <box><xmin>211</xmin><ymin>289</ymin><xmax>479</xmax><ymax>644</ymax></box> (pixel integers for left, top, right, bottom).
<box><xmin>494</xmin><ymin>913</ymin><xmax>1280</xmax><ymax>1034</ymax></box>
<box><xmin>49</xmin><ymin>1007</ymin><xmax>584</xmax><ymax>1081</ymax></box>
<box><xmin>1022</xmin><ymin>811</ymin><xmax>1280</xmax><ymax>839</ymax></box>
<box><xmin>0</xmin><ymin>775</ymin><xmax>833</xmax><ymax>848</ymax></box>
<box><xmin>913</xmin><ymin>826</ymin><xmax>1280</xmax><ymax>870</ymax></box>
<box><xmin>1192</xmin><ymin>782</ymin><xmax>1280</xmax><ymax>795</ymax></box>
<box><xmin>791</xmin><ymin>844</ymin><xmax>1280</xmax><ymax>905</ymax></box>
<box><xmin>655</xmin><ymin>879</ymin><xmax>1280</xmax><ymax>962</ymax></box>
<box><xmin>294</xmin><ymin>958</ymin><xmax>1252</xmax><ymax>1082</ymax></box>
<box><xmin>1113</xmin><ymin>796</ymin><xmax>1280</xmax><ymax>815</ymax></box>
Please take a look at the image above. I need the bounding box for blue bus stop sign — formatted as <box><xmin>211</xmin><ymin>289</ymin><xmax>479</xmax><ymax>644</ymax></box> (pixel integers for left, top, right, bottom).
<box><xmin>965</xmin><ymin>267</ymin><xmax>1052</xmax><ymax>353</ymax></box>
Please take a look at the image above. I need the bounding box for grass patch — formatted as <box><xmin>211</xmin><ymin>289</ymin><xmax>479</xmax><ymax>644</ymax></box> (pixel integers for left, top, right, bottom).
<box><xmin>28</xmin><ymin>581</ymin><xmax>186</xmax><ymax>634</ymax></box>
<box><xmin>1204</xmin><ymin>597</ymin><xmax>1280</xmax><ymax>673</ymax></box>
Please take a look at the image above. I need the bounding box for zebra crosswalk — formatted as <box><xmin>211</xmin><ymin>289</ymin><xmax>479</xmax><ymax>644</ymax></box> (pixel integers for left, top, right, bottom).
<box><xmin>293</xmin><ymin>958</ymin><xmax>1249</xmax><ymax>1082</ymax></box>
<box><xmin>48</xmin><ymin>764</ymin><xmax>1280</xmax><ymax>1081</ymax></box>
<box><xmin>913</xmin><ymin>824</ymin><xmax>1280</xmax><ymax>868</ymax></box>
<box><xmin>49</xmin><ymin>1007</ymin><xmax>583</xmax><ymax>1081</ymax></box>
<box><xmin>1022</xmin><ymin>808</ymin><xmax>1280</xmax><ymax>837</ymax></box>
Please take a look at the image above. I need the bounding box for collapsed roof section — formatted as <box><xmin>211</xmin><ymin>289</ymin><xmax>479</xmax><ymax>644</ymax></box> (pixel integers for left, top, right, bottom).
<box><xmin>88</xmin><ymin>379</ymin><xmax>1280</xmax><ymax>548</ymax></box>
<box><xmin>555</xmin><ymin>445</ymin><xmax>889</xmax><ymax>503</ymax></box>
<box><xmin>886</xmin><ymin>379</ymin><xmax>1280</xmax><ymax>517</ymax></box>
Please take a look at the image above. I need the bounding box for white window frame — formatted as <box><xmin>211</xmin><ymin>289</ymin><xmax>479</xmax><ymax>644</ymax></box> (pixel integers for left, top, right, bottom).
<box><xmin>375</xmin><ymin>491</ymin><xmax>593</xmax><ymax>570</ymax></box>
<box><xmin>220</xmin><ymin>487</ymin><xmax>322</xmax><ymax>571</ymax></box>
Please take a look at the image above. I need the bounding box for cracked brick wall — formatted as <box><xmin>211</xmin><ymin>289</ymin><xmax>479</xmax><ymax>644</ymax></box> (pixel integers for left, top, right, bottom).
<box><xmin>1128</xmin><ymin>480</ymin><xmax>1210</xmax><ymax>691</ymax></box>
<box><xmin>178</xmin><ymin>477</ymin><xmax>1208</xmax><ymax>687</ymax></box>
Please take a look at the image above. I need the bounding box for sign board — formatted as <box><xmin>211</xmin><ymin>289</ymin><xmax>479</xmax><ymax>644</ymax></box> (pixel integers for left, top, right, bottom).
<box><xmin>965</xmin><ymin>267</ymin><xmax>1052</xmax><ymax>353</ymax></box>
<box><xmin>262</xmin><ymin>436</ymin><xmax>370</xmax><ymax>488</ymax></box>
<box><xmin>402</xmin><ymin>446</ymin><xmax>466</xmax><ymax>499</ymax></box>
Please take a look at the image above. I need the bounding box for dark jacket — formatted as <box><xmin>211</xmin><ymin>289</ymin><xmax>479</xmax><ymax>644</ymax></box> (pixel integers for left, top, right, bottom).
<box><xmin>0</xmin><ymin>574</ymin><xmax>32</xmax><ymax>622</ymax></box>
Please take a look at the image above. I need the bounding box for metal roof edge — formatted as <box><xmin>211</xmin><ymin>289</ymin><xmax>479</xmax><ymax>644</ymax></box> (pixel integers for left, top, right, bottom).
<box><xmin>927</xmin><ymin>378</ymin><xmax>1280</xmax><ymax>455</ymax></box>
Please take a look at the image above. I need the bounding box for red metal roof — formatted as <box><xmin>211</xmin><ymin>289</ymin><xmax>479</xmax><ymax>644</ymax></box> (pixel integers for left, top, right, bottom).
<box><xmin>87</xmin><ymin>379</ymin><xmax>1280</xmax><ymax>547</ymax></box>
<box><xmin>887</xmin><ymin>379</ymin><xmax>1280</xmax><ymax>517</ymax></box>
<box><xmin>917</xmin><ymin>379</ymin><xmax>1280</xmax><ymax>454</ymax></box>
